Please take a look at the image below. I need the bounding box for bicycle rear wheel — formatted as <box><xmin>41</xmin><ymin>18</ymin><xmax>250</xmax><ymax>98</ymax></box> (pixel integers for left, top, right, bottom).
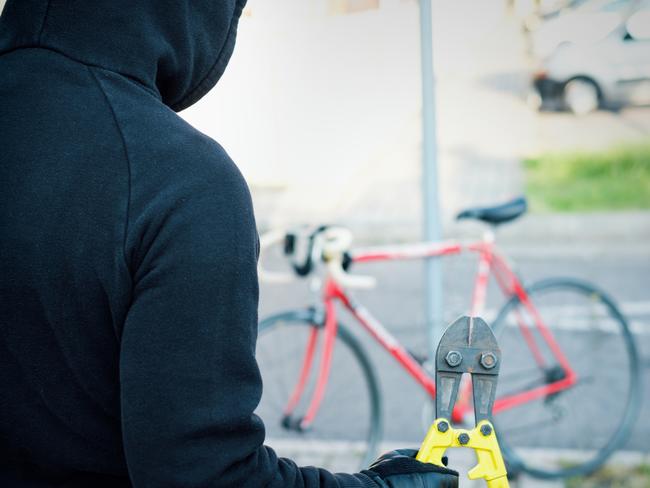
<box><xmin>256</xmin><ymin>308</ymin><xmax>382</xmax><ymax>471</ymax></box>
<box><xmin>492</xmin><ymin>278</ymin><xmax>641</xmax><ymax>479</ymax></box>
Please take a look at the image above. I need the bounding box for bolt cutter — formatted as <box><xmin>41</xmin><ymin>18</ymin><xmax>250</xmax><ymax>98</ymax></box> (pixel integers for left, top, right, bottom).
<box><xmin>417</xmin><ymin>316</ymin><xmax>509</xmax><ymax>487</ymax></box>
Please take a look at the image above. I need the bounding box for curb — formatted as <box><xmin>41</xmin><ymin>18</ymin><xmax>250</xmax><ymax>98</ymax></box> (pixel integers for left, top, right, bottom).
<box><xmin>267</xmin><ymin>438</ymin><xmax>649</xmax><ymax>487</ymax></box>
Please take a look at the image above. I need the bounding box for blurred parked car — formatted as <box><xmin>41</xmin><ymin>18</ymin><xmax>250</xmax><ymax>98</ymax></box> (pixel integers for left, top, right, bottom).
<box><xmin>529</xmin><ymin>8</ymin><xmax>650</xmax><ymax>114</ymax></box>
<box><xmin>523</xmin><ymin>0</ymin><xmax>591</xmax><ymax>30</ymax></box>
<box><xmin>526</xmin><ymin>0</ymin><xmax>640</xmax><ymax>59</ymax></box>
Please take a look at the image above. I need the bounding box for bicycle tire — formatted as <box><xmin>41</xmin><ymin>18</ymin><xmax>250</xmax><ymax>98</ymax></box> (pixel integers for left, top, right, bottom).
<box><xmin>256</xmin><ymin>308</ymin><xmax>382</xmax><ymax>470</ymax></box>
<box><xmin>491</xmin><ymin>278</ymin><xmax>641</xmax><ymax>479</ymax></box>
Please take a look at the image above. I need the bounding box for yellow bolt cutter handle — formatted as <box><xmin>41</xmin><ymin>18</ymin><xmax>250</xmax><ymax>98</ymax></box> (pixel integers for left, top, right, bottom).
<box><xmin>417</xmin><ymin>419</ymin><xmax>509</xmax><ymax>487</ymax></box>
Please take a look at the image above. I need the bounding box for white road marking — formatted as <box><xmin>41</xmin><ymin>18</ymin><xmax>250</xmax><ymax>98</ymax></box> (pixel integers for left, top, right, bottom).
<box><xmin>485</xmin><ymin>301</ymin><xmax>650</xmax><ymax>335</ymax></box>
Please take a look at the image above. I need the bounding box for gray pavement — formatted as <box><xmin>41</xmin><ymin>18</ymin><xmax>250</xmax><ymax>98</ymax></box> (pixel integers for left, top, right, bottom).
<box><xmin>270</xmin><ymin>439</ymin><xmax>649</xmax><ymax>487</ymax></box>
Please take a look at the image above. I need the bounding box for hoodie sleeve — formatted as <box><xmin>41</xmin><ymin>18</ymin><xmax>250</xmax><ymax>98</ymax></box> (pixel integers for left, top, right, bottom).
<box><xmin>117</xmin><ymin>143</ymin><xmax>376</xmax><ymax>488</ymax></box>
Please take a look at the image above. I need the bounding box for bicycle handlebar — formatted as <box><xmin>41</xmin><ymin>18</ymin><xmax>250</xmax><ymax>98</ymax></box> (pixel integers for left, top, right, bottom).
<box><xmin>322</xmin><ymin>227</ymin><xmax>376</xmax><ymax>289</ymax></box>
<box><xmin>257</xmin><ymin>226</ymin><xmax>376</xmax><ymax>289</ymax></box>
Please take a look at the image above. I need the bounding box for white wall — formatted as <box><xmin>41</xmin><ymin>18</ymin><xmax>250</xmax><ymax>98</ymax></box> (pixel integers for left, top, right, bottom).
<box><xmin>182</xmin><ymin>0</ymin><xmax>424</xmax><ymax>228</ymax></box>
<box><xmin>181</xmin><ymin>0</ymin><xmax>531</xmax><ymax>236</ymax></box>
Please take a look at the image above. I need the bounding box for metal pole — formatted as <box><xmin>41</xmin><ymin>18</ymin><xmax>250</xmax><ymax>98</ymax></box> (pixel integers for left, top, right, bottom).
<box><xmin>419</xmin><ymin>0</ymin><xmax>443</xmax><ymax>361</ymax></box>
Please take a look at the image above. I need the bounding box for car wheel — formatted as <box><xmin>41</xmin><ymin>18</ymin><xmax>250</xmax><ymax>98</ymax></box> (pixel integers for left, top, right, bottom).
<box><xmin>564</xmin><ymin>79</ymin><xmax>600</xmax><ymax>115</ymax></box>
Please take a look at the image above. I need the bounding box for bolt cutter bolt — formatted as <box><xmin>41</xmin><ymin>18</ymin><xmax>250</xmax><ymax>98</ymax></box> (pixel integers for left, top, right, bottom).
<box><xmin>458</xmin><ymin>433</ymin><xmax>470</xmax><ymax>445</ymax></box>
<box><xmin>445</xmin><ymin>350</ymin><xmax>463</xmax><ymax>367</ymax></box>
<box><xmin>480</xmin><ymin>352</ymin><xmax>497</xmax><ymax>369</ymax></box>
<box><xmin>480</xmin><ymin>424</ymin><xmax>493</xmax><ymax>436</ymax></box>
<box><xmin>437</xmin><ymin>421</ymin><xmax>449</xmax><ymax>433</ymax></box>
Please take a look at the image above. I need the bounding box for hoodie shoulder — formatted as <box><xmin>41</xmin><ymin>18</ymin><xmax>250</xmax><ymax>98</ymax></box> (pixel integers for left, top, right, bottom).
<box><xmin>92</xmin><ymin>66</ymin><xmax>250</xmax><ymax>196</ymax></box>
<box><xmin>92</xmin><ymin>68</ymin><xmax>238</xmax><ymax>178</ymax></box>
<box><xmin>91</xmin><ymin>68</ymin><xmax>255</xmax><ymax>271</ymax></box>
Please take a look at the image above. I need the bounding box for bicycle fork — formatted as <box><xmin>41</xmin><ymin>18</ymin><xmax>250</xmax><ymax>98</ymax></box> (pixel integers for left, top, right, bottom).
<box><xmin>281</xmin><ymin>281</ymin><xmax>339</xmax><ymax>432</ymax></box>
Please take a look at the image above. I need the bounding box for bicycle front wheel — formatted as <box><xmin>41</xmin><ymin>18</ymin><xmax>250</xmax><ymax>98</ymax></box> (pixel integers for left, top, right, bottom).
<box><xmin>492</xmin><ymin>278</ymin><xmax>641</xmax><ymax>479</ymax></box>
<box><xmin>255</xmin><ymin>308</ymin><xmax>382</xmax><ymax>471</ymax></box>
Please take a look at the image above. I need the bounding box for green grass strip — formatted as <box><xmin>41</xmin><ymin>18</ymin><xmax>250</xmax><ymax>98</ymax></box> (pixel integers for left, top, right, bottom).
<box><xmin>565</xmin><ymin>463</ymin><xmax>650</xmax><ymax>488</ymax></box>
<box><xmin>524</xmin><ymin>143</ymin><xmax>650</xmax><ymax>212</ymax></box>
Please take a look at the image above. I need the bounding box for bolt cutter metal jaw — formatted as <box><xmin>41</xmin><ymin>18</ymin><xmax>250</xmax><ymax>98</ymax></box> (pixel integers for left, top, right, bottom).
<box><xmin>417</xmin><ymin>316</ymin><xmax>509</xmax><ymax>487</ymax></box>
<box><xmin>435</xmin><ymin>316</ymin><xmax>501</xmax><ymax>425</ymax></box>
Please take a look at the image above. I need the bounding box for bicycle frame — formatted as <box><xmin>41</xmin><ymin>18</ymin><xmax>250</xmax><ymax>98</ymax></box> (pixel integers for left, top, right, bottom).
<box><xmin>284</xmin><ymin>233</ymin><xmax>578</xmax><ymax>430</ymax></box>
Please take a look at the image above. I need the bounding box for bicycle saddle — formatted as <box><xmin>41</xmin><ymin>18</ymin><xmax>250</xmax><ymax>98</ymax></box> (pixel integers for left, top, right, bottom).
<box><xmin>456</xmin><ymin>197</ymin><xmax>527</xmax><ymax>226</ymax></box>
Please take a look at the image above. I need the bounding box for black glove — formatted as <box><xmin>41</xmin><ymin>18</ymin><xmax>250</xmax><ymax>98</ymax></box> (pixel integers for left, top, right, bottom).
<box><xmin>361</xmin><ymin>449</ymin><xmax>458</xmax><ymax>488</ymax></box>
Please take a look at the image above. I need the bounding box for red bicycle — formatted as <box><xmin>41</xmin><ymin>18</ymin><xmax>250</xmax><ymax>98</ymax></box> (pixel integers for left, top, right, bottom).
<box><xmin>255</xmin><ymin>197</ymin><xmax>640</xmax><ymax>479</ymax></box>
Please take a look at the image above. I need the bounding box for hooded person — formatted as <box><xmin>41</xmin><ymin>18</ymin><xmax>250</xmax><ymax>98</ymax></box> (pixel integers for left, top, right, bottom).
<box><xmin>0</xmin><ymin>1</ymin><xmax>458</xmax><ymax>487</ymax></box>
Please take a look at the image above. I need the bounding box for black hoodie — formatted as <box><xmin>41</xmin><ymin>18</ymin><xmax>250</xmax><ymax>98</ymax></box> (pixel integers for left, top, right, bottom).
<box><xmin>0</xmin><ymin>1</ymin><xmax>376</xmax><ymax>486</ymax></box>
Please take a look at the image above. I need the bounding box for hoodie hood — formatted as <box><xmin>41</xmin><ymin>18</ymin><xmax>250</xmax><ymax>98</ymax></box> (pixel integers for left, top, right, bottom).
<box><xmin>0</xmin><ymin>0</ymin><xmax>246</xmax><ymax>111</ymax></box>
